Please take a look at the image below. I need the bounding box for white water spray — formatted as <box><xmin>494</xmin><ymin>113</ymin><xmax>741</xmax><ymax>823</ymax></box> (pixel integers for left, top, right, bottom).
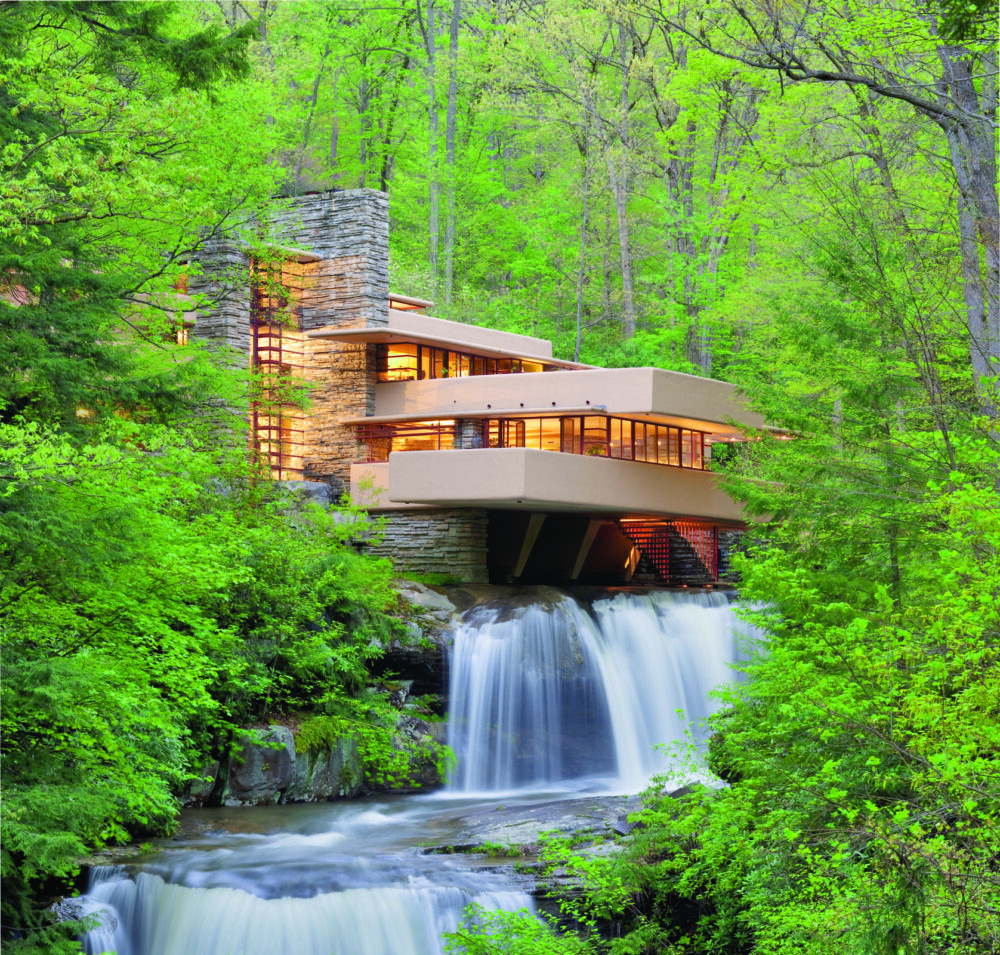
<box><xmin>82</xmin><ymin>866</ymin><xmax>526</xmax><ymax>955</ymax></box>
<box><xmin>447</xmin><ymin>590</ymin><xmax>746</xmax><ymax>793</ymax></box>
<box><xmin>79</xmin><ymin>588</ymin><xmax>749</xmax><ymax>954</ymax></box>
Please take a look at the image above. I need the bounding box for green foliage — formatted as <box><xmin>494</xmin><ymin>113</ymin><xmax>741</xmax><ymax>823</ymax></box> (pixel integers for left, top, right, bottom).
<box><xmin>0</xmin><ymin>7</ymin><xmax>424</xmax><ymax>944</ymax></box>
<box><xmin>404</xmin><ymin>571</ymin><xmax>464</xmax><ymax>587</ymax></box>
<box><xmin>446</xmin><ymin>904</ymin><xmax>595</xmax><ymax>955</ymax></box>
<box><xmin>1</xmin><ymin>0</ymin><xmax>286</xmax><ymax>428</ymax></box>
<box><xmin>0</xmin><ymin>415</ymin><xmax>417</xmax><ymax>940</ymax></box>
<box><xmin>477</xmin><ymin>841</ymin><xmax>522</xmax><ymax>859</ymax></box>
<box><xmin>0</xmin><ymin>916</ymin><xmax>96</xmax><ymax>955</ymax></box>
<box><xmin>450</xmin><ymin>16</ymin><xmax>997</xmax><ymax>946</ymax></box>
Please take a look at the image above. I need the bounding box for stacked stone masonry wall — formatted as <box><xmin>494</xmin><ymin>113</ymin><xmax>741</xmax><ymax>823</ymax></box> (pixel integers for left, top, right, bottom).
<box><xmin>188</xmin><ymin>242</ymin><xmax>252</xmax><ymax>361</ymax></box>
<box><xmin>270</xmin><ymin>190</ymin><xmax>390</xmax><ymax>330</ymax></box>
<box><xmin>192</xmin><ymin>190</ymin><xmax>391</xmax><ymax>486</ymax></box>
<box><xmin>367</xmin><ymin>509</ymin><xmax>489</xmax><ymax>584</ymax></box>
<box><xmin>300</xmin><ymin>336</ymin><xmax>375</xmax><ymax>492</ymax></box>
<box><xmin>278</xmin><ymin>191</ymin><xmax>388</xmax><ymax>484</ymax></box>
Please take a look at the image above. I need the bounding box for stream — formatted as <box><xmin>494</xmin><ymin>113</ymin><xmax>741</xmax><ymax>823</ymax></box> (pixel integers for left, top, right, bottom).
<box><xmin>80</xmin><ymin>589</ymin><xmax>753</xmax><ymax>955</ymax></box>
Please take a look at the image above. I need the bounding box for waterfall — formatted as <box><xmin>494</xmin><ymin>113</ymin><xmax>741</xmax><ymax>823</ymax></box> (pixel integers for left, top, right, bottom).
<box><xmin>82</xmin><ymin>866</ymin><xmax>526</xmax><ymax>955</ymax></box>
<box><xmin>78</xmin><ymin>587</ymin><xmax>748</xmax><ymax>954</ymax></box>
<box><xmin>446</xmin><ymin>589</ymin><xmax>746</xmax><ymax>793</ymax></box>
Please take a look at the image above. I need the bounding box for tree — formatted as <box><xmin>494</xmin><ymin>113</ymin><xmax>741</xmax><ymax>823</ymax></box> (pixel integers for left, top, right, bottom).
<box><xmin>645</xmin><ymin>0</ymin><xmax>998</xmax><ymax>397</ymax></box>
<box><xmin>1</xmin><ymin>0</ymin><xmax>286</xmax><ymax>429</ymax></box>
<box><xmin>0</xmin><ymin>6</ymin><xmax>420</xmax><ymax>950</ymax></box>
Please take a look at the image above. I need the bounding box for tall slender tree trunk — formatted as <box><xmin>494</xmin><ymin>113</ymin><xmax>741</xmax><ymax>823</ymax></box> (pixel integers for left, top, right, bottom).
<box><xmin>357</xmin><ymin>70</ymin><xmax>370</xmax><ymax>188</ymax></box>
<box><xmin>424</xmin><ymin>0</ymin><xmax>440</xmax><ymax>289</ymax></box>
<box><xmin>442</xmin><ymin>0</ymin><xmax>460</xmax><ymax>304</ymax></box>
<box><xmin>607</xmin><ymin>156</ymin><xmax>635</xmax><ymax>339</ymax></box>
<box><xmin>602</xmin><ymin>206</ymin><xmax>614</xmax><ymax>325</ymax></box>
<box><xmin>609</xmin><ymin>23</ymin><xmax>635</xmax><ymax>340</ymax></box>
<box><xmin>936</xmin><ymin>44</ymin><xmax>999</xmax><ymax>400</ymax></box>
<box><xmin>575</xmin><ymin>111</ymin><xmax>592</xmax><ymax>363</ymax></box>
<box><xmin>293</xmin><ymin>45</ymin><xmax>329</xmax><ymax>192</ymax></box>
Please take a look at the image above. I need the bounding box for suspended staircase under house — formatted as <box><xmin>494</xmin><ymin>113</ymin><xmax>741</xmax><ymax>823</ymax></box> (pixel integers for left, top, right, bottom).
<box><xmin>617</xmin><ymin>520</ymin><xmax>725</xmax><ymax>586</ymax></box>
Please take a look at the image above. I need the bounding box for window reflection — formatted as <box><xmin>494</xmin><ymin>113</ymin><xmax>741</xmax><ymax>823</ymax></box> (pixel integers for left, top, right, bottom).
<box><xmin>376</xmin><ymin>343</ymin><xmax>558</xmax><ymax>382</ymax></box>
<box><xmin>359</xmin><ymin>415</ymin><xmax>710</xmax><ymax>470</ymax></box>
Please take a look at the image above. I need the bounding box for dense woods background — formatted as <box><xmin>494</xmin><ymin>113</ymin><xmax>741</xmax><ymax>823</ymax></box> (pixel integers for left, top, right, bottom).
<box><xmin>1</xmin><ymin>1</ymin><xmax>997</xmax><ymax>953</ymax></box>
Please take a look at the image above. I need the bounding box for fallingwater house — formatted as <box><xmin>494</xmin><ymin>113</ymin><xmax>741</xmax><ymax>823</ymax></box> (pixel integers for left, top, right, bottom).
<box><xmin>190</xmin><ymin>189</ymin><xmax>764</xmax><ymax>586</ymax></box>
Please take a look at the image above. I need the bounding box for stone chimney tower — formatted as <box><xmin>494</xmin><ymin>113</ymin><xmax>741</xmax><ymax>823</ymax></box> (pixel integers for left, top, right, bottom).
<box><xmin>189</xmin><ymin>188</ymin><xmax>391</xmax><ymax>493</ymax></box>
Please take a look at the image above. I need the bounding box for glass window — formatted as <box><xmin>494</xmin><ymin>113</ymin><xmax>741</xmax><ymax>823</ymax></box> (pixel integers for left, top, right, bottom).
<box><xmin>582</xmin><ymin>416</ymin><xmax>608</xmax><ymax>457</ymax></box>
<box><xmin>472</xmin><ymin>355</ymin><xmax>486</xmax><ymax>376</ymax></box>
<box><xmin>379</xmin><ymin>343</ymin><xmax>418</xmax><ymax>382</ymax></box>
<box><xmin>432</xmin><ymin>348</ymin><xmax>448</xmax><ymax>379</ymax></box>
<box><xmin>419</xmin><ymin>346</ymin><xmax>431</xmax><ymax>381</ymax></box>
<box><xmin>621</xmin><ymin>419</ymin><xmax>633</xmax><ymax>459</ymax></box>
<box><xmin>522</xmin><ymin>418</ymin><xmax>540</xmax><ymax>449</ymax></box>
<box><xmin>633</xmin><ymin>421</ymin><xmax>646</xmax><ymax>462</ymax></box>
<box><xmin>646</xmin><ymin>425</ymin><xmax>658</xmax><ymax>464</ymax></box>
<box><xmin>681</xmin><ymin>431</ymin><xmax>693</xmax><ymax>468</ymax></box>
<box><xmin>486</xmin><ymin>420</ymin><xmax>502</xmax><ymax>448</ymax></box>
<box><xmin>691</xmin><ymin>432</ymin><xmax>704</xmax><ymax>469</ymax></box>
<box><xmin>521</xmin><ymin>360</ymin><xmax>543</xmax><ymax>373</ymax></box>
<box><xmin>393</xmin><ymin>429</ymin><xmax>453</xmax><ymax>453</ymax></box>
<box><xmin>609</xmin><ymin>418</ymin><xmax>624</xmax><ymax>459</ymax></box>
<box><xmin>540</xmin><ymin>418</ymin><xmax>560</xmax><ymax>451</ymax></box>
<box><xmin>667</xmin><ymin>428</ymin><xmax>680</xmax><ymax>466</ymax></box>
<box><xmin>561</xmin><ymin>417</ymin><xmax>578</xmax><ymax>454</ymax></box>
<box><xmin>657</xmin><ymin>426</ymin><xmax>669</xmax><ymax>464</ymax></box>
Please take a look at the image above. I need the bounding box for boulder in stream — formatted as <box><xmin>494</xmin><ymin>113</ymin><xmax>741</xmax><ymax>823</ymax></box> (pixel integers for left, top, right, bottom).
<box><xmin>224</xmin><ymin>726</ymin><xmax>296</xmax><ymax>806</ymax></box>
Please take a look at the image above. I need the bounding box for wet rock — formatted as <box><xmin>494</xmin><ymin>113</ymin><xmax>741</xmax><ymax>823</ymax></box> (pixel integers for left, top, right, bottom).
<box><xmin>420</xmin><ymin>719</ymin><xmax>446</xmax><ymax>745</ymax></box>
<box><xmin>425</xmin><ymin>794</ymin><xmax>644</xmax><ymax>852</ymax></box>
<box><xmin>395</xmin><ymin>580</ymin><xmax>458</xmax><ymax>627</ymax></box>
<box><xmin>276</xmin><ymin>479</ymin><xmax>336</xmax><ymax>506</ymax></box>
<box><xmin>208</xmin><ymin>717</ymin><xmax>442</xmax><ymax>806</ymax></box>
<box><xmin>224</xmin><ymin>726</ymin><xmax>295</xmax><ymax>806</ymax></box>
<box><xmin>612</xmin><ymin>813</ymin><xmax>637</xmax><ymax>836</ymax></box>
<box><xmin>180</xmin><ymin>760</ymin><xmax>219</xmax><ymax>808</ymax></box>
<box><xmin>374</xmin><ymin>713</ymin><xmax>447</xmax><ymax>793</ymax></box>
<box><xmin>51</xmin><ymin>897</ymin><xmax>91</xmax><ymax>923</ymax></box>
<box><xmin>388</xmin><ymin>679</ymin><xmax>414</xmax><ymax>707</ymax></box>
<box><xmin>288</xmin><ymin>736</ymin><xmax>364</xmax><ymax>801</ymax></box>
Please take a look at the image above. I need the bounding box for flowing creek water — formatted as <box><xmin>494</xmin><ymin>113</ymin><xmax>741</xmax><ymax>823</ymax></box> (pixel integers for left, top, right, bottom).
<box><xmin>81</xmin><ymin>589</ymin><xmax>751</xmax><ymax>955</ymax></box>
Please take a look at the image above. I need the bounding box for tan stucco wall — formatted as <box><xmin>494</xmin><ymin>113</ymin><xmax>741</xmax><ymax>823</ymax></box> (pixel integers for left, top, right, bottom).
<box><xmin>387</xmin><ymin>309</ymin><xmax>553</xmax><ymax>358</ymax></box>
<box><xmin>372</xmin><ymin>367</ymin><xmax>763</xmax><ymax>434</ymax></box>
<box><xmin>383</xmin><ymin>448</ymin><xmax>746</xmax><ymax>524</ymax></box>
<box><xmin>350</xmin><ymin>461</ymin><xmax>433</xmax><ymax>511</ymax></box>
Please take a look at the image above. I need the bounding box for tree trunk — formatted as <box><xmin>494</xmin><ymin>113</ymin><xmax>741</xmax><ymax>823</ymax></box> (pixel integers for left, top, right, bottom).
<box><xmin>609</xmin><ymin>22</ymin><xmax>636</xmax><ymax>340</ymax></box>
<box><xmin>575</xmin><ymin>113</ymin><xmax>592</xmax><ymax>363</ymax></box>
<box><xmin>424</xmin><ymin>0</ymin><xmax>440</xmax><ymax>289</ymax></box>
<box><xmin>357</xmin><ymin>70</ymin><xmax>370</xmax><ymax>188</ymax></box>
<box><xmin>937</xmin><ymin>45</ymin><xmax>999</xmax><ymax>396</ymax></box>
<box><xmin>442</xmin><ymin>0</ymin><xmax>460</xmax><ymax>304</ymax></box>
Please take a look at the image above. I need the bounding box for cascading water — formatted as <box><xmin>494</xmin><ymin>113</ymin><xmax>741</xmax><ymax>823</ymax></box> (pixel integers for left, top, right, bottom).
<box><xmin>79</xmin><ymin>801</ymin><xmax>534</xmax><ymax>955</ymax></box>
<box><xmin>446</xmin><ymin>589</ymin><xmax>747</xmax><ymax>794</ymax></box>
<box><xmin>79</xmin><ymin>588</ymin><xmax>748</xmax><ymax>954</ymax></box>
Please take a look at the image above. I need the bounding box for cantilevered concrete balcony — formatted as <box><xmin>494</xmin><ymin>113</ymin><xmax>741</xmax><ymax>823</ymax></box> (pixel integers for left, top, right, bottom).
<box><xmin>365</xmin><ymin>367</ymin><xmax>763</xmax><ymax>436</ymax></box>
<box><xmin>351</xmin><ymin>448</ymin><xmax>745</xmax><ymax>524</ymax></box>
<box><xmin>309</xmin><ymin>308</ymin><xmax>587</xmax><ymax>369</ymax></box>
